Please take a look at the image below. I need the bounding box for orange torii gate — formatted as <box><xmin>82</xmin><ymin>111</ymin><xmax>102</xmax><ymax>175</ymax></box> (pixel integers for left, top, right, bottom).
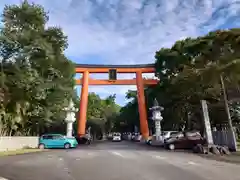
<box><xmin>75</xmin><ymin>64</ymin><xmax>159</xmax><ymax>139</ymax></box>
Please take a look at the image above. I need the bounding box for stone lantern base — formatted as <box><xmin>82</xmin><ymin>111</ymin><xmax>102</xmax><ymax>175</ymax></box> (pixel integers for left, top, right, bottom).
<box><xmin>66</xmin><ymin>121</ymin><xmax>74</xmax><ymax>137</ymax></box>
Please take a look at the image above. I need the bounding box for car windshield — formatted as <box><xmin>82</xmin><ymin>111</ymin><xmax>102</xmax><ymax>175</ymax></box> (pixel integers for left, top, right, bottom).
<box><xmin>113</xmin><ymin>133</ymin><xmax>120</xmax><ymax>136</ymax></box>
<box><xmin>52</xmin><ymin>135</ymin><xmax>64</xmax><ymax>139</ymax></box>
<box><xmin>170</xmin><ymin>132</ymin><xmax>178</xmax><ymax>136</ymax></box>
<box><xmin>161</xmin><ymin>132</ymin><xmax>168</xmax><ymax>136</ymax></box>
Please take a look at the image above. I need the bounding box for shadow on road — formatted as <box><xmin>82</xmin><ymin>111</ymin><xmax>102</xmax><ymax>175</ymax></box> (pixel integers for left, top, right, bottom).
<box><xmin>75</xmin><ymin>140</ymin><xmax>178</xmax><ymax>152</ymax></box>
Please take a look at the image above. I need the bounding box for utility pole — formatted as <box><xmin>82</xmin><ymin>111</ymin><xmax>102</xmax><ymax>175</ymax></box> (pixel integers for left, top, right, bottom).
<box><xmin>220</xmin><ymin>74</ymin><xmax>237</xmax><ymax>151</ymax></box>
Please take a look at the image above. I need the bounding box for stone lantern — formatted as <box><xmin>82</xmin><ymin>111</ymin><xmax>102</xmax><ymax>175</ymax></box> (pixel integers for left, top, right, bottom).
<box><xmin>64</xmin><ymin>99</ymin><xmax>78</xmax><ymax>137</ymax></box>
<box><xmin>149</xmin><ymin>98</ymin><xmax>164</xmax><ymax>141</ymax></box>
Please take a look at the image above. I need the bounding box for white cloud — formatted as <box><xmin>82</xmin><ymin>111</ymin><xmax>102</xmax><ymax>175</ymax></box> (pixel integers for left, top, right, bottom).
<box><xmin>0</xmin><ymin>0</ymin><xmax>239</xmax><ymax>105</ymax></box>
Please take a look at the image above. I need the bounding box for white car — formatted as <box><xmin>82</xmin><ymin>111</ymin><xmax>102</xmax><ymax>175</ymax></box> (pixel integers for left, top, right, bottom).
<box><xmin>131</xmin><ymin>134</ymin><xmax>135</xmax><ymax>140</ymax></box>
<box><xmin>112</xmin><ymin>133</ymin><xmax>121</xmax><ymax>142</ymax></box>
<box><xmin>134</xmin><ymin>134</ymin><xmax>142</xmax><ymax>142</ymax></box>
<box><xmin>146</xmin><ymin>131</ymin><xmax>179</xmax><ymax>145</ymax></box>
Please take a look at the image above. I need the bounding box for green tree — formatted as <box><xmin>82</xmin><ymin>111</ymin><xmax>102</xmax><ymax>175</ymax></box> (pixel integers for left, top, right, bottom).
<box><xmin>73</xmin><ymin>92</ymin><xmax>121</xmax><ymax>138</ymax></box>
<box><xmin>118</xmin><ymin>28</ymin><xmax>240</xmax><ymax>133</ymax></box>
<box><xmin>0</xmin><ymin>1</ymin><xmax>75</xmax><ymax>135</ymax></box>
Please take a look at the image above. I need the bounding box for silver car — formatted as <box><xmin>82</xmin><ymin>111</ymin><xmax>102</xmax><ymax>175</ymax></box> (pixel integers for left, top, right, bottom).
<box><xmin>162</xmin><ymin>131</ymin><xmax>179</xmax><ymax>139</ymax></box>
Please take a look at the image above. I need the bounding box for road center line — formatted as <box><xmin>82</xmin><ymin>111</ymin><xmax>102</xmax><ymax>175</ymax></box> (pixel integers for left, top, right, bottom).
<box><xmin>111</xmin><ymin>151</ymin><xmax>125</xmax><ymax>158</ymax></box>
<box><xmin>188</xmin><ymin>161</ymin><xmax>198</xmax><ymax>165</ymax></box>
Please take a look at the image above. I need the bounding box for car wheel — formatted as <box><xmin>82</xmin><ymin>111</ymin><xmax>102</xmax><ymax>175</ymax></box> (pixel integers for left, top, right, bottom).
<box><xmin>64</xmin><ymin>143</ymin><xmax>71</xmax><ymax>149</ymax></box>
<box><xmin>164</xmin><ymin>144</ymin><xmax>167</xmax><ymax>149</ymax></box>
<box><xmin>38</xmin><ymin>144</ymin><xmax>45</xmax><ymax>149</ymax></box>
<box><xmin>168</xmin><ymin>144</ymin><xmax>175</xmax><ymax>150</ymax></box>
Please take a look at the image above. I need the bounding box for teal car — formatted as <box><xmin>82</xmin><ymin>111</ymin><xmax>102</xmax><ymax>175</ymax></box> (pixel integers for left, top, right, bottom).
<box><xmin>38</xmin><ymin>134</ymin><xmax>78</xmax><ymax>149</ymax></box>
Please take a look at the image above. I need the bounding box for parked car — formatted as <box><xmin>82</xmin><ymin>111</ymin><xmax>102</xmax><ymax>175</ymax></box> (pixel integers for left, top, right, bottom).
<box><xmin>127</xmin><ymin>133</ymin><xmax>131</xmax><ymax>140</ymax></box>
<box><xmin>131</xmin><ymin>133</ymin><xmax>136</xmax><ymax>141</ymax></box>
<box><xmin>107</xmin><ymin>133</ymin><xmax>113</xmax><ymax>140</ymax></box>
<box><xmin>112</xmin><ymin>133</ymin><xmax>122</xmax><ymax>142</ymax></box>
<box><xmin>121</xmin><ymin>133</ymin><xmax>129</xmax><ymax>140</ymax></box>
<box><xmin>164</xmin><ymin>131</ymin><xmax>206</xmax><ymax>150</ymax></box>
<box><xmin>38</xmin><ymin>134</ymin><xmax>78</xmax><ymax>149</ymax></box>
<box><xmin>146</xmin><ymin>137</ymin><xmax>152</xmax><ymax>145</ymax></box>
<box><xmin>162</xmin><ymin>131</ymin><xmax>179</xmax><ymax>140</ymax></box>
<box><xmin>134</xmin><ymin>134</ymin><xmax>142</xmax><ymax>142</ymax></box>
<box><xmin>75</xmin><ymin>134</ymin><xmax>92</xmax><ymax>144</ymax></box>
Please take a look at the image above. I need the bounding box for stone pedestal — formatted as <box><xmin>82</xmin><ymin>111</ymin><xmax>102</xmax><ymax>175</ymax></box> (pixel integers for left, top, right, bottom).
<box><xmin>150</xmin><ymin>99</ymin><xmax>164</xmax><ymax>144</ymax></box>
<box><xmin>65</xmin><ymin>114</ymin><xmax>76</xmax><ymax>137</ymax></box>
<box><xmin>155</xmin><ymin>120</ymin><xmax>162</xmax><ymax>141</ymax></box>
<box><xmin>66</xmin><ymin>121</ymin><xmax>74</xmax><ymax>137</ymax></box>
<box><xmin>64</xmin><ymin>99</ymin><xmax>78</xmax><ymax>137</ymax></box>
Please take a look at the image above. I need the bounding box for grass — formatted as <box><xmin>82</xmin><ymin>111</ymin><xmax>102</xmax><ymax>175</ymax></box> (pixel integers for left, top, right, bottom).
<box><xmin>0</xmin><ymin>148</ymin><xmax>43</xmax><ymax>157</ymax></box>
<box><xmin>197</xmin><ymin>139</ymin><xmax>240</xmax><ymax>164</ymax></box>
<box><xmin>237</xmin><ymin>140</ymin><xmax>240</xmax><ymax>154</ymax></box>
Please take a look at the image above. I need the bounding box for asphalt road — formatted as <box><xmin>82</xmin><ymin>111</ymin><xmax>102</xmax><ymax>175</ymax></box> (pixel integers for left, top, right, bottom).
<box><xmin>0</xmin><ymin>141</ymin><xmax>240</xmax><ymax>180</ymax></box>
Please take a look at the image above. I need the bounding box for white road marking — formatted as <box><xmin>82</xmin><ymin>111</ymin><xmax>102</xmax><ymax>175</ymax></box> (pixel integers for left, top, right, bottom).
<box><xmin>72</xmin><ymin>152</ymin><xmax>96</xmax><ymax>160</ymax></box>
<box><xmin>155</xmin><ymin>155</ymin><xmax>166</xmax><ymax>160</ymax></box>
<box><xmin>151</xmin><ymin>154</ymin><xmax>198</xmax><ymax>167</ymax></box>
<box><xmin>149</xmin><ymin>154</ymin><xmax>166</xmax><ymax>160</ymax></box>
<box><xmin>111</xmin><ymin>151</ymin><xmax>125</xmax><ymax>158</ymax></box>
<box><xmin>0</xmin><ymin>177</ymin><xmax>9</xmax><ymax>180</ymax></box>
<box><xmin>59</xmin><ymin>158</ymin><xmax>63</xmax><ymax>161</ymax></box>
<box><xmin>47</xmin><ymin>155</ymin><xmax>53</xmax><ymax>159</ymax></box>
<box><xmin>86</xmin><ymin>152</ymin><xmax>96</xmax><ymax>158</ymax></box>
<box><xmin>187</xmin><ymin>161</ymin><xmax>198</xmax><ymax>165</ymax></box>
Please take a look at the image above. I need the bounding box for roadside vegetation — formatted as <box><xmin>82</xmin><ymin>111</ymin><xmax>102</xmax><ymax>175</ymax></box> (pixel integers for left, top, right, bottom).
<box><xmin>73</xmin><ymin>93</ymin><xmax>121</xmax><ymax>139</ymax></box>
<box><xmin>0</xmin><ymin>148</ymin><xmax>43</xmax><ymax>157</ymax></box>
<box><xmin>115</xmin><ymin>29</ymin><xmax>240</xmax><ymax>138</ymax></box>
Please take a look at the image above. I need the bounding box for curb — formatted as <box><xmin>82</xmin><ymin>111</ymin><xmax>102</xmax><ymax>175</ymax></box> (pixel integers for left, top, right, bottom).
<box><xmin>0</xmin><ymin>149</ymin><xmax>48</xmax><ymax>157</ymax></box>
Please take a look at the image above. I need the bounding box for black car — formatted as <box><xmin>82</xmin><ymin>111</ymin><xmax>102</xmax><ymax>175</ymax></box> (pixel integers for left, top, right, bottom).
<box><xmin>75</xmin><ymin>134</ymin><xmax>92</xmax><ymax>145</ymax></box>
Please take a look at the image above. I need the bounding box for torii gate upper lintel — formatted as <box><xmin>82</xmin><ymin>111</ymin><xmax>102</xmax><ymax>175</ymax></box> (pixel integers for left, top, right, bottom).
<box><xmin>75</xmin><ymin>64</ymin><xmax>159</xmax><ymax>139</ymax></box>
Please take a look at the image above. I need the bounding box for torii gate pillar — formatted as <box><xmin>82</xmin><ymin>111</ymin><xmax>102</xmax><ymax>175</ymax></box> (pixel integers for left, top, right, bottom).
<box><xmin>136</xmin><ymin>71</ymin><xmax>149</xmax><ymax>138</ymax></box>
<box><xmin>78</xmin><ymin>71</ymin><xmax>89</xmax><ymax>136</ymax></box>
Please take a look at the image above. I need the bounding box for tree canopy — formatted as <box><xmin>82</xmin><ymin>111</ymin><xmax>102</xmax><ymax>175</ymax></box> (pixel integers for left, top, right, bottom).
<box><xmin>117</xmin><ymin>28</ymin><xmax>240</xmax><ymax>134</ymax></box>
<box><xmin>0</xmin><ymin>1</ymin><xmax>75</xmax><ymax>136</ymax></box>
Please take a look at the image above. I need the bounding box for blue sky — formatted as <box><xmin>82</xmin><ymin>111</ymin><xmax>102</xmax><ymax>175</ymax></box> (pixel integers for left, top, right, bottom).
<box><xmin>0</xmin><ymin>0</ymin><xmax>240</xmax><ymax>106</ymax></box>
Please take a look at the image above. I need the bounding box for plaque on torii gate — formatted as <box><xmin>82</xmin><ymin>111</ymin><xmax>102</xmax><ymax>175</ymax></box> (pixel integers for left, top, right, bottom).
<box><xmin>109</xmin><ymin>69</ymin><xmax>117</xmax><ymax>80</ymax></box>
